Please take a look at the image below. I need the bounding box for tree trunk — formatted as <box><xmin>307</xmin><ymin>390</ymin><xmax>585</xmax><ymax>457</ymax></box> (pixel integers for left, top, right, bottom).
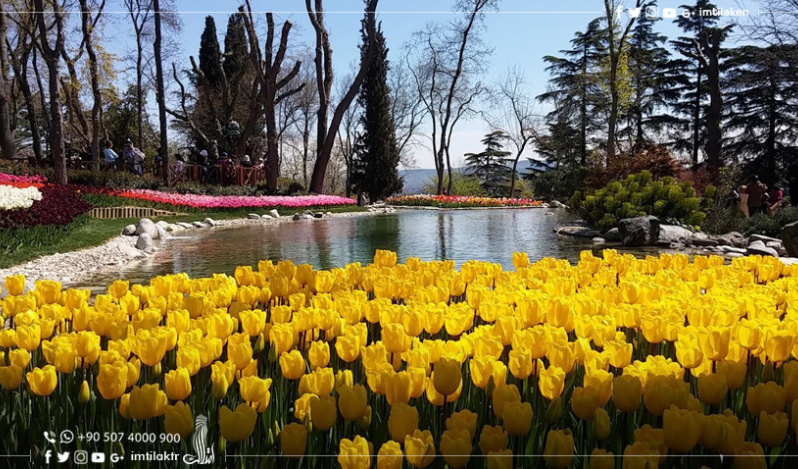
<box><xmin>692</xmin><ymin>63</ymin><xmax>701</xmax><ymax>167</ymax></box>
<box><xmin>32</xmin><ymin>48</ymin><xmax>49</xmax><ymax>153</ymax></box>
<box><xmin>137</xmin><ymin>37</ymin><xmax>144</xmax><ymax>149</ymax></box>
<box><xmin>79</xmin><ymin>0</ymin><xmax>103</xmax><ymax>171</ymax></box>
<box><xmin>153</xmin><ymin>0</ymin><xmax>169</xmax><ymax>183</ymax></box>
<box><xmin>34</xmin><ymin>0</ymin><xmax>67</xmax><ymax>183</ymax></box>
<box><xmin>264</xmin><ymin>92</ymin><xmax>279</xmax><ymax>191</ymax></box>
<box><xmin>9</xmin><ymin>46</ymin><xmax>42</xmax><ymax>161</ymax></box>
<box><xmin>0</xmin><ymin>12</ymin><xmax>16</xmax><ymax>160</ymax></box>
<box><xmin>702</xmin><ymin>34</ymin><xmax>722</xmax><ymax>173</ymax></box>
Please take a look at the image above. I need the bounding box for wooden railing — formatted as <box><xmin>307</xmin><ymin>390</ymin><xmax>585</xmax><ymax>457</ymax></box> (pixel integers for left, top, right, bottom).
<box><xmin>89</xmin><ymin>206</ymin><xmax>181</xmax><ymax>220</ymax></box>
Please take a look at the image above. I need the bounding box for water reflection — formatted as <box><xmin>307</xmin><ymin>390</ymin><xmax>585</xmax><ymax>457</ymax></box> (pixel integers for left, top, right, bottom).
<box><xmin>75</xmin><ymin>209</ymin><xmax>669</xmax><ymax>292</ymax></box>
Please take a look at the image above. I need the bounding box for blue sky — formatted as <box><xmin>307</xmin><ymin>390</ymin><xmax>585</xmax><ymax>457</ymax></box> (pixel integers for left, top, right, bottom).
<box><xmin>99</xmin><ymin>0</ymin><xmax>757</xmax><ymax>169</ymax></box>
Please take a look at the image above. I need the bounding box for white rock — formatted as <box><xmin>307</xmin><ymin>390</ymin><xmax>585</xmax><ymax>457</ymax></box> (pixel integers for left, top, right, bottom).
<box><xmin>136</xmin><ymin>233</ymin><xmax>153</xmax><ymax>252</ymax></box>
<box><xmin>122</xmin><ymin>224</ymin><xmax>137</xmax><ymax>236</ymax></box>
<box><xmin>192</xmin><ymin>221</ymin><xmax>206</xmax><ymax>228</ymax></box>
<box><xmin>203</xmin><ymin>218</ymin><xmax>216</xmax><ymax>227</ymax></box>
<box><xmin>135</xmin><ymin>218</ymin><xmax>160</xmax><ymax>240</ymax></box>
<box><xmin>269</xmin><ymin>209</ymin><xmax>280</xmax><ymax>218</ymax></box>
<box><xmin>262</xmin><ymin>214</ymin><xmax>273</xmax><ymax>219</ymax></box>
<box><xmin>248</xmin><ymin>213</ymin><xmax>261</xmax><ymax>219</ymax></box>
<box><xmin>177</xmin><ymin>222</ymin><xmax>194</xmax><ymax>229</ymax></box>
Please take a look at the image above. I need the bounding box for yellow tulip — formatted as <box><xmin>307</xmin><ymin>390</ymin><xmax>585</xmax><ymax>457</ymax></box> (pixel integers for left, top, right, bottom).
<box><xmin>621</xmin><ymin>441</ymin><xmax>659</xmax><ymax>469</ymax></box>
<box><xmin>309</xmin><ymin>394</ymin><xmax>337</xmax><ymax>431</ymax></box>
<box><xmin>385</xmin><ymin>371</ymin><xmax>413</xmax><ymax>405</ymax></box>
<box><xmin>338</xmin><ymin>436</ymin><xmax>371</xmax><ymax>469</ymax></box>
<box><xmin>388</xmin><ymin>401</ymin><xmax>418</xmax><ymax>442</ymax></box>
<box><xmin>446</xmin><ymin>409</ymin><xmax>478</xmax><ymax>439</ymax></box>
<box><xmin>5</xmin><ymin>274</ymin><xmax>25</xmax><ymax>296</ymax></box>
<box><xmin>733</xmin><ymin>442</ymin><xmax>766</xmax><ymax>469</ymax></box>
<box><xmin>0</xmin><ymin>365</ymin><xmax>23</xmax><ymax>390</ymax></box>
<box><xmin>663</xmin><ymin>406</ymin><xmax>703</xmax><ymax>453</ymax></box>
<box><xmin>440</xmin><ymin>429</ymin><xmax>472</xmax><ymax>469</ymax></box>
<box><xmin>543</xmin><ymin>429</ymin><xmax>574</xmax><ymax>469</ymax></box>
<box><xmin>279</xmin><ymin>350</ymin><xmax>306</xmax><ymax>380</ymax></box>
<box><xmin>538</xmin><ymin>364</ymin><xmax>566</xmax><ymax>400</ymax></box>
<box><xmin>404</xmin><ymin>429</ymin><xmax>435</xmax><ymax>468</ymax></box>
<box><xmin>339</xmin><ymin>383</ymin><xmax>369</xmax><ymax>421</ymax></box>
<box><xmin>486</xmin><ymin>449</ymin><xmax>513</xmax><ymax>469</ymax></box>
<box><xmin>281</xmin><ymin>422</ymin><xmax>308</xmax><ymax>459</ymax></box>
<box><xmin>376</xmin><ymin>440</ymin><xmax>402</xmax><ymax>469</ymax></box>
<box><xmin>501</xmin><ymin>400</ymin><xmax>532</xmax><ymax>436</ymax></box>
<box><xmin>218</xmin><ymin>403</ymin><xmax>257</xmax><ymax>443</ymax></box>
<box><xmin>584</xmin><ymin>369</ymin><xmax>613</xmax><ymax>405</ymax></box>
<box><xmin>238</xmin><ymin>376</ymin><xmax>272</xmax><ymax>413</ymax></box>
<box><xmin>478</xmin><ymin>425</ymin><xmax>508</xmax><ymax>455</ymax></box>
<box><xmin>433</xmin><ymin>357</ymin><xmax>461</xmax><ymax>396</ymax></box>
<box><xmin>757</xmin><ymin>411</ymin><xmax>788</xmax><ymax>448</ymax></box>
<box><xmin>308</xmin><ymin>341</ymin><xmax>330</xmax><ymax>370</ymax></box>
<box><xmin>746</xmin><ymin>382</ymin><xmax>786</xmax><ymax>415</ymax></box>
<box><xmin>589</xmin><ymin>449</ymin><xmax>614</xmax><ymax>469</ymax></box>
<box><xmin>571</xmin><ymin>387</ymin><xmax>601</xmax><ymax>420</ymax></box>
<box><xmin>164</xmin><ymin>368</ymin><xmax>192</xmax><ymax>401</ymax></box>
<box><xmin>164</xmin><ymin>402</ymin><xmax>194</xmax><ymax>438</ymax></box>
<box><xmin>26</xmin><ymin>365</ymin><xmax>57</xmax><ymax>396</ymax></box>
<box><xmin>717</xmin><ymin>360</ymin><xmax>746</xmax><ymax>390</ymax></box>
<box><xmin>697</xmin><ymin>373</ymin><xmax>727</xmax><ymax>405</ymax></box>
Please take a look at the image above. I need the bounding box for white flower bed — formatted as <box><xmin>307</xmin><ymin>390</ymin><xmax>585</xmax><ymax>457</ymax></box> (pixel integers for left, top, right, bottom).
<box><xmin>0</xmin><ymin>185</ymin><xmax>43</xmax><ymax>210</ymax></box>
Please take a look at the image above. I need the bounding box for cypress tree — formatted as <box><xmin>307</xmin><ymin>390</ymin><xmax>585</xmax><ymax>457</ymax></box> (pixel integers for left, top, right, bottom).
<box><xmin>464</xmin><ymin>131</ymin><xmax>513</xmax><ymax>197</ymax></box>
<box><xmin>352</xmin><ymin>26</ymin><xmax>403</xmax><ymax>203</ymax></box>
<box><xmin>223</xmin><ymin>13</ymin><xmax>249</xmax><ymax>81</ymax></box>
<box><xmin>198</xmin><ymin>16</ymin><xmax>224</xmax><ymax>88</ymax></box>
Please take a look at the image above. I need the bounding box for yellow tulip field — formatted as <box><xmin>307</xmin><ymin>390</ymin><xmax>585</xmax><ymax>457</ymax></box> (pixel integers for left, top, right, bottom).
<box><xmin>2</xmin><ymin>249</ymin><xmax>798</xmax><ymax>468</ymax></box>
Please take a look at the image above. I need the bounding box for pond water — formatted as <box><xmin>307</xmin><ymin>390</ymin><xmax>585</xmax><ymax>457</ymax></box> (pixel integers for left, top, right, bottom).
<box><xmin>77</xmin><ymin>208</ymin><xmax>670</xmax><ymax>291</ymax></box>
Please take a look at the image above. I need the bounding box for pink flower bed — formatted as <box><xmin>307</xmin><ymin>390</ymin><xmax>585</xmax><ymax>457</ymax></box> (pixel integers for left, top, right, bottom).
<box><xmin>0</xmin><ymin>173</ymin><xmax>48</xmax><ymax>186</ymax></box>
<box><xmin>118</xmin><ymin>189</ymin><xmax>356</xmax><ymax>209</ymax></box>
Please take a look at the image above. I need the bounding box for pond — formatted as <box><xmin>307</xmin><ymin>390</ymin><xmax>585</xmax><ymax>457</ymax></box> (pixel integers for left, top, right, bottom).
<box><xmin>77</xmin><ymin>208</ymin><xmax>670</xmax><ymax>291</ymax></box>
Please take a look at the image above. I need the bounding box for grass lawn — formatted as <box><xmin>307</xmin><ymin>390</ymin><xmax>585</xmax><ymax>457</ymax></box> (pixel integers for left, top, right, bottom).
<box><xmin>0</xmin><ymin>206</ymin><xmax>367</xmax><ymax>269</ymax></box>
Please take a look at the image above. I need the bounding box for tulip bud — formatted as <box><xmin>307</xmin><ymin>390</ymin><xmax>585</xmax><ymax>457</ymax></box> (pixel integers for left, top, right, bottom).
<box><xmin>357</xmin><ymin>405</ymin><xmax>372</xmax><ymax>430</ymax></box>
<box><xmin>78</xmin><ymin>380</ymin><xmax>90</xmax><ymax>404</ymax></box>
<box><xmin>218</xmin><ymin>435</ymin><xmax>227</xmax><ymax>453</ymax></box>
<box><xmin>152</xmin><ymin>363</ymin><xmax>162</xmax><ymax>378</ymax></box>
<box><xmin>268</xmin><ymin>344</ymin><xmax>279</xmax><ymax>363</ymax></box>
<box><xmin>265</xmin><ymin>428</ymin><xmax>275</xmax><ymax>448</ymax></box>
<box><xmin>254</xmin><ymin>333</ymin><xmax>266</xmax><ymax>353</ymax></box>
<box><xmin>545</xmin><ymin>397</ymin><xmax>563</xmax><ymax>423</ymax></box>
<box><xmin>593</xmin><ymin>408</ymin><xmax>610</xmax><ymax>441</ymax></box>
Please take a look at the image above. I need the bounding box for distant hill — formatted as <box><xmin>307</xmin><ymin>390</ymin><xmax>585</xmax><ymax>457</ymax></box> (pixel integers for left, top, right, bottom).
<box><xmin>398</xmin><ymin>159</ymin><xmax>551</xmax><ymax>194</ymax></box>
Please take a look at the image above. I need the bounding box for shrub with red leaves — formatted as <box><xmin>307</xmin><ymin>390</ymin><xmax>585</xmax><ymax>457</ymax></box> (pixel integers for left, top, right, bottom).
<box><xmin>0</xmin><ymin>185</ymin><xmax>92</xmax><ymax>229</ymax></box>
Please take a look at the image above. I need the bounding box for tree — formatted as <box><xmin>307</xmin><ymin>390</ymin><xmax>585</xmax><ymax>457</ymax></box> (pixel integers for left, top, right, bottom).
<box><xmin>524</xmin><ymin>118</ymin><xmax>587</xmax><ymax>201</ymax></box>
<box><xmin>352</xmin><ymin>27</ymin><xmax>402</xmax><ymax>203</ymax></box>
<box><xmin>198</xmin><ymin>16</ymin><xmax>224</xmax><ymax>88</ymax></box>
<box><xmin>670</xmin><ymin>0</ymin><xmax>723</xmax><ymax>167</ymax></box>
<box><xmin>602</xmin><ymin>0</ymin><xmax>644</xmax><ymax>163</ymax></box>
<box><xmin>0</xmin><ymin>9</ymin><xmax>16</xmax><ymax>160</ymax></box>
<box><xmin>123</xmin><ymin>0</ymin><xmax>152</xmax><ymax>149</ymax></box>
<box><xmin>153</xmin><ymin>0</ymin><xmax>169</xmax><ymax>183</ymax></box>
<box><xmin>620</xmin><ymin>9</ymin><xmax>682</xmax><ymax>152</ymax></box>
<box><xmin>464</xmin><ymin>131</ymin><xmax>513</xmax><ymax>196</ymax></box>
<box><xmin>725</xmin><ymin>45</ymin><xmax>798</xmax><ymax>186</ymax></box>
<box><xmin>388</xmin><ymin>64</ymin><xmax>425</xmax><ymax>167</ymax></box>
<box><xmin>538</xmin><ymin>18</ymin><xmax>607</xmax><ymax>166</ymax></box>
<box><xmin>79</xmin><ymin>0</ymin><xmax>106</xmax><ymax>169</ymax></box>
<box><xmin>305</xmin><ymin>0</ymin><xmax>381</xmax><ymax>194</ymax></box>
<box><xmin>6</xmin><ymin>9</ymin><xmax>43</xmax><ymax>161</ymax></box>
<box><xmin>490</xmin><ymin>68</ymin><xmax>541</xmax><ymax>198</ymax></box>
<box><xmin>33</xmin><ymin>0</ymin><xmax>68</xmax><ymax>183</ymax></box>
<box><xmin>241</xmin><ymin>2</ymin><xmax>304</xmax><ymax>192</ymax></box>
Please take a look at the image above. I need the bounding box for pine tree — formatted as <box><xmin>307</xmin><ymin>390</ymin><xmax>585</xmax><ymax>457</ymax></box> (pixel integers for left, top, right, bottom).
<box><xmin>465</xmin><ymin>131</ymin><xmax>513</xmax><ymax>196</ymax></box>
<box><xmin>198</xmin><ymin>16</ymin><xmax>224</xmax><ymax>88</ymax></box>
<box><xmin>724</xmin><ymin>45</ymin><xmax>798</xmax><ymax>186</ymax></box>
<box><xmin>620</xmin><ymin>11</ymin><xmax>682</xmax><ymax>152</ymax></box>
<box><xmin>669</xmin><ymin>0</ymin><xmax>726</xmax><ymax>166</ymax></box>
<box><xmin>538</xmin><ymin>18</ymin><xmax>608</xmax><ymax>166</ymax></box>
<box><xmin>351</xmin><ymin>27</ymin><xmax>403</xmax><ymax>203</ymax></box>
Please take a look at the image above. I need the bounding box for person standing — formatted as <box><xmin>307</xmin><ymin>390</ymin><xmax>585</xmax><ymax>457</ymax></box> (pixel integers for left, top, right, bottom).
<box><xmin>746</xmin><ymin>177</ymin><xmax>768</xmax><ymax>216</ymax></box>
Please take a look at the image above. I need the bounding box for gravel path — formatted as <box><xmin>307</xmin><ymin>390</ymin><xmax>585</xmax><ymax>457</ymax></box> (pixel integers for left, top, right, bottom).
<box><xmin>0</xmin><ymin>209</ymin><xmax>386</xmax><ymax>290</ymax></box>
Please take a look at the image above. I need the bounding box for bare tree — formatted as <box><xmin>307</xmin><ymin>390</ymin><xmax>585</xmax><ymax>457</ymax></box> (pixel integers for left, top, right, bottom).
<box><xmin>241</xmin><ymin>2</ymin><xmax>304</xmax><ymax>192</ymax></box>
<box><xmin>488</xmin><ymin>68</ymin><xmax>542</xmax><ymax>198</ymax></box>
<box><xmin>153</xmin><ymin>0</ymin><xmax>168</xmax><ymax>182</ymax></box>
<box><xmin>389</xmin><ymin>64</ymin><xmax>425</xmax><ymax>167</ymax></box>
<box><xmin>0</xmin><ymin>8</ymin><xmax>17</xmax><ymax>160</ymax></box>
<box><xmin>6</xmin><ymin>9</ymin><xmax>43</xmax><ymax>161</ymax></box>
<box><xmin>602</xmin><ymin>0</ymin><xmax>643</xmax><ymax>163</ymax></box>
<box><xmin>79</xmin><ymin>0</ymin><xmax>105</xmax><ymax>169</ymax></box>
<box><xmin>305</xmin><ymin>0</ymin><xmax>380</xmax><ymax>194</ymax></box>
<box><xmin>334</xmin><ymin>71</ymin><xmax>361</xmax><ymax>197</ymax></box>
<box><xmin>123</xmin><ymin>0</ymin><xmax>152</xmax><ymax>149</ymax></box>
<box><xmin>33</xmin><ymin>0</ymin><xmax>67</xmax><ymax>183</ymax></box>
<box><xmin>407</xmin><ymin>0</ymin><xmax>494</xmax><ymax>195</ymax></box>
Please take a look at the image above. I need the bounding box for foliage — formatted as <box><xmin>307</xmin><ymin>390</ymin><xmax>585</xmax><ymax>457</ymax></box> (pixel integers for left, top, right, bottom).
<box><xmin>103</xmin><ymin>85</ymin><xmax>160</xmax><ymax>157</ymax></box>
<box><xmin>700</xmin><ymin>167</ymin><xmax>746</xmax><ymax>234</ymax></box>
<box><xmin>569</xmin><ymin>171</ymin><xmax>706</xmax><ymax>231</ymax></box>
<box><xmin>585</xmin><ymin>145</ymin><xmax>683</xmax><ymax>189</ymax></box>
<box><xmin>527</xmin><ymin>166</ymin><xmax>588</xmax><ymax>202</ymax></box>
<box><xmin>386</xmin><ymin>194</ymin><xmax>543</xmax><ymax>208</ymax></box>
<box><xmin>739</xmin><ymin>205</ymin><xmax>798</xmax><ymax>236</ymax></box>
<box><xmin>422</xmin><ymin>172</ymin><xmax>486</xmax><ymax>197</ymax></box>
<box><xmin>351</xmin><ymin>27</ymin><xmax>403</xmax><ymax>203</ymax></box>
<box><xmin>464</xmin><ymin>131</ymin><xmax>513</xmax><ymax>196</ymax></box>
<box><xmin>0</xmin><ymin>215</ymin><xmax>90</xmax><ymax>262</ymax></box>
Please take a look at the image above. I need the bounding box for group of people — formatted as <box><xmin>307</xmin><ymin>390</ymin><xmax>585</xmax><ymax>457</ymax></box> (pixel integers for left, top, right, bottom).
<box><xmin>739</xmin><ymin>177</ymin><xmax>785</xmax><ymax>217</ymax></box>
<box><xmin>170</xmin><ymin>148</ymin><xmax>266</xmax><ymax>185</ymax></box>
<box><xmin>101</xmin><ymin>140</ymin><xmax>146</xmax><ymax>175</ymax></box>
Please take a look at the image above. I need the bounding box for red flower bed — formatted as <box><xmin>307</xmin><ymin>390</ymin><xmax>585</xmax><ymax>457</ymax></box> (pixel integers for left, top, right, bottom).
<box><xmin>0</xmin><ymin>185</ymin><xmax>93</xmax><ymax>229</ymax></box>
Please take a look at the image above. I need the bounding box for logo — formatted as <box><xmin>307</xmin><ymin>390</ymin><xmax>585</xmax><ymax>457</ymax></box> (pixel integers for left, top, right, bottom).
<box><xmin>44</xmin><ymin>450</ymin><xmax>70</xmax><ymax>464</ymax></box>
<box><xmin>43</xmin><ymin>432</ymin><xmax>57</xmax><ymax>444</ymax></box>
<box><xmin>73</xmin><ymin>450</ymin><xmax>88</xmax><ymax>465</ymax></box>
<box><xmin>183</xmin><ymin>415</ymin><xmax>214</xmax><ymax>465</ymax></box>
<box><xmin>60</xmin><ymin>430</ymin><xmax>75</xmax><ymax>445</ymax></box>
<box><xmin>58</xmin><ymin>452</ymin><xmax>70</xmax><ymax>463</ymax></box>
<box><xmin>91</xmin><ymin>453</ymin><xmax>106</xmax><ymax>463</ymax></box>
<box><xmin>663</xmin><ymin>7</ymin><xmax>677</xmax><ymax>18</ymax></box>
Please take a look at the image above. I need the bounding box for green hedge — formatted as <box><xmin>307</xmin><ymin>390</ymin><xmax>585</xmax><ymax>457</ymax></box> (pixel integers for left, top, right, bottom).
<box><xmin>569</xmin><ymin>171</ymin><xmax>708</xmax><ymax>232</ymax></box>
